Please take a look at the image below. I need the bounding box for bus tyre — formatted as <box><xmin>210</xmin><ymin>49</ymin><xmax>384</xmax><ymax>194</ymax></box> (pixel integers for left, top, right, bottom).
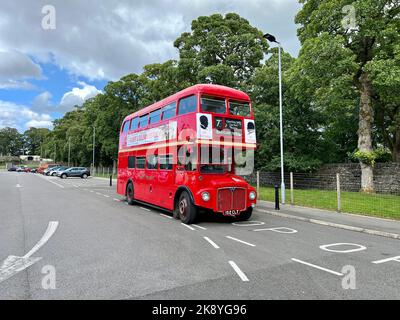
<box><xmin>238</xmin><ymin>207</ymin><xmax>253</xmax><ymax>221</ymax></box>
<box><xmin>177</xmin><ymin>191</ymin><xmax>197</xmax><ymax>224</ymax></box>
<box><xmin>126</xmin><ymin>183</ymin><xmax>135</xmax><ymax>205</ymax></box>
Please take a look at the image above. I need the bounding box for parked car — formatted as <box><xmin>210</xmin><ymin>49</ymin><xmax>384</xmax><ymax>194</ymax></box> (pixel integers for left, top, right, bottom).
<box><xmin>59</xmin><ymin>167</ymin><xmax>90</xmax><ymax>179</ymax></box>
<box><xmin>23</xmin><ymin>167</ymin><xmax>32</xmax><ymax>173</ymax></box>
<box><xmin>31</xmin><ymin>168</ymin><xmax>38</xmax><ymax>173</ymax></box>
<box><xmin>16</xmin><ymin>166</ymin><xmax>25</xmax><ymax>172</ymax></box>
<box><xmin>48</xmin><ymin>166</ymin><xmax>68</xmax><ymax>176</ymax></box>
<box><xmin>44</xmin><ymin>165</ymin><xmax>61</xmax><ymax>176</ymax></box>
<box><xmin>7</xmin><ymin>166</ymin><xmax>17</xmax><ymax>172</ymax></box>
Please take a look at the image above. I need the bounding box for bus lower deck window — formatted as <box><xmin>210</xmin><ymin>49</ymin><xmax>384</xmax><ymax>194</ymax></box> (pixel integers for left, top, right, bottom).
<box><xmin>147</xmin><ymin>155</ymin><xmax>158</xmax><ymax>169</ymax></box>
<box><xmin>128</xmin><ymin>156</ymin><xmax>135</xmax><ymax>169</ymax></box>
<box><xmin>159</xmin><ymin>155</ymin><xmax>173</xmax><ymax>170</ymax></box>
<box><xmin>136</xmin><ymin>157</ymin><xmax>145</xmax><ymax>169</ymax></box>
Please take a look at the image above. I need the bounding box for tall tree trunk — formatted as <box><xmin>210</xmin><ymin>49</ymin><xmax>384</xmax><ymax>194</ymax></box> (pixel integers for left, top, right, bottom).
<box><xmin>393</xmin><ymin>127</ymin><xmax>400</xmax><ymax>162</ymax></box>
<box><xmin>358</xmin><ymin>72</ymin><xmax>374</xmax><ymax>192</ymax></box>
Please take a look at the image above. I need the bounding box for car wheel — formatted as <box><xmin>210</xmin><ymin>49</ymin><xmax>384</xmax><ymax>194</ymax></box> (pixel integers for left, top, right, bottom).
<box><xmin>126</xmin><ymin>183</ymin><xmax>135</xmax><ymax>205</ymax></box>
<box><xmin>61</xmin><ymin>174</ymin><xmax>67</xmax><ymax>179</ymax></box>
<box><xmin>82</xmin><ymin>173</ymin><xmax>88</xmax><ymax>179</ymax></box>
<box><xmin>237</xmin><ymin>207</ymin><xmax>253</xmax><ymax>221</ymax></box>
<box><xmin>177</xmin><ymin>191</ymin><xmax>197</xmax><ymax>224</ymax></box>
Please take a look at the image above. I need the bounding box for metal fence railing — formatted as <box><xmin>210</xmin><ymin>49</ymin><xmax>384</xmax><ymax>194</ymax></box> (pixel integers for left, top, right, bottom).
<box><xmin>247</xmin><ymin>171</ymin><xmax>400</xmax><ymax>220</ymax></box>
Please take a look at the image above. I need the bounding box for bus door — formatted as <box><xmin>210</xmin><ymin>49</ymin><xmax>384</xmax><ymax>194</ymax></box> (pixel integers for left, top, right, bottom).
<box><xmin>175</xmin><ymin>145</ymin><xmax>197</xmax><ymax>187</ymax></box>
<box><xmin>144</xmin><ymin>154</ymin><xmax>160</xmax><ymax>205</ymax></box>
<box><xmin>158</xmin><ymin>154</ymin><xmax>175</xmax><ymax>210</ymax></box>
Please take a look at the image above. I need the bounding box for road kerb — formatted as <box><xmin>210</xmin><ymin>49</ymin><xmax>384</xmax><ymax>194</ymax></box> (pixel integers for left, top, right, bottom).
<box><xmin>257</xmin><ymin>209</ymin><xmax>400</xmax><ymax>241</ymax></box>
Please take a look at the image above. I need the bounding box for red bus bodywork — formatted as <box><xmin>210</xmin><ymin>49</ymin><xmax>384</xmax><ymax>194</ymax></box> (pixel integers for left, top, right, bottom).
<box><xmin>117</xmin><ymin>84</ymin><xmax>257</xmax><ymax>222</ymax></box>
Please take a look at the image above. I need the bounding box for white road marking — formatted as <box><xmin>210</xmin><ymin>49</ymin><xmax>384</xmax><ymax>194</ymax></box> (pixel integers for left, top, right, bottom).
<box><xmin>253</xmin><ymin>227</ymin><xmax>298</xmax><ymax>234</ymax></box>
<box><xmin>103</xmin><ymin>194</ymin><xmax>110</xmax><ymax>198</ymax></box>
<box><xmin>73</xmin><ymin>184</ymin><xmax>79</xmax><ymax>187</ymax></box>
<box><xmin>203</xmin><ymin>237</ymin><xmax>219</xmax><ymax>249</ymax></box>
<box><xmin>0</xmin><ymin>221</ymin><xmax>59</xmax><ymax>284</ymax></box>
<box><xmin>140</xmin><ymin>207</ymin><xmax>151</xmax><ymax>212</ymax></box>
<box><xmin>160</xmin><ymin>213</ymin><xmax>172</xmax><ymax>219</ymax></box>
<box><xmin>37</xmin><ymin>175</ymin><xmax>65</xmax><ymax>188</ymax></box>
<box><xmin>232</xmin><ymin>221</ymin><xmax>265</xmax><ymax>227</ymax></box>
<box><xmin>291</xmin><ymin>258</ymin><xmax>343</xmax><ymax>276</ymax></box>
<box><xmin>319</xmin><ymin>243</ymin><xmax>367</xmax><ymax>253</ymax></box>
<box><xmin>226</xmin><ymin>236</ymin><xmax>255</xmax><ymax>247</ymax></box>
<box><xmin>372</xmin><ymin>256</ymin><xmax>400</xmax><ymax>264</ymax></box>
<box><xmin>90</xmin><ymin>190</ymin><xmax>94</xmax><ymax>193</ymax></box>
<box><xmin>16</xmin><ymin>184</ymin><xmax>22</xmax><ymax>188</ymax></box>
<box><xmin>113</xmin><ymin>198</ymin><xmax>120</xmax><ymax>201</ymax></box>
<box><xmin>181</xmin><ymin>223</ymin><xmax>195</xmax><ymax>231</ymax></box>
<box><xmin>229</xmin><ymin>261</ymin><xmax>249</xmax><ymax>281</ymax></box>
<box><xmin>96</xmin><ymin>192</ymin><xmax>102</xmax><ymax>196</ymax></box>
<box><xmin>192</xmin><ymin>224</ymin><xmax>207</xmax><ymax>230</ymax></box>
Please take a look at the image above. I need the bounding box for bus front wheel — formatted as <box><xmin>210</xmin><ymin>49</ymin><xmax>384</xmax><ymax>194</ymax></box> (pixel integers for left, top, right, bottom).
<box><xmin>177</xmin><ymin>191</ymin><xmax>197</xmax><ymax>224</ymax></box>
<box><xmin>126</xmin><ymin>183</ymin><xmax>135</xmax><ymax>205</ymax></box>
<box><xmin>238</xmin><ymin>207</ymin><xmax>253</xmax><ymax>221</ymax></box>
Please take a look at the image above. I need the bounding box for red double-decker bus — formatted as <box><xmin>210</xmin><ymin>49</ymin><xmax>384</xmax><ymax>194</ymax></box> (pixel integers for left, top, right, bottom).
<box><xmin>117</xmin><ymin>84</ymin><xmax>257</xmax><ymax>224</ymax></box>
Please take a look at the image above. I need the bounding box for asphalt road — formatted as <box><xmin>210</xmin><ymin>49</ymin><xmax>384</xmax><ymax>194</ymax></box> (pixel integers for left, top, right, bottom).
<box><xmin>0</xmin><ymin>171</ymin><xmax>399</xmax><ymax>300</ymax></box>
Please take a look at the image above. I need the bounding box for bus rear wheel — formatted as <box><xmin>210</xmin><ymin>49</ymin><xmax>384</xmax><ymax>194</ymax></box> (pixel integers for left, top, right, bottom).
<box><xmin>238</xmin><ymin>207</ymin><xmax>253</xmax><ymax>221</ymax></box>
<box><xmin>126</xmin><ymin>183</ymin><xmax>135</xmax><ymax>205</ymax></box>
<box><xmin>177</xmin><ymin>191</ymin><xmax>197</xmax><ymax>224</ymax></box>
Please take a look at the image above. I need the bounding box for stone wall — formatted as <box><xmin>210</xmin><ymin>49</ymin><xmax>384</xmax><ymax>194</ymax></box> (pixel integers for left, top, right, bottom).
<box><xmin>243</xmin><ymin>163</ymin><xmax>400</xmax><ymax>194</ymax></box>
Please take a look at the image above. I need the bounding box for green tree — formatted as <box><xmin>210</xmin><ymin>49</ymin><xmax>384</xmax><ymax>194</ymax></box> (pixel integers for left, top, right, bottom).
<box><xmin>0</xmin><ymin>127</ymin><xmax>23</xmax><ymax>156</ymax></box>
<box><xmin>23</xmin><ymin>127</ymin><xmax>50</xmax><ymax>155</ymax></box>
<box><xmin>295</xmin><ymin>0</ymin><xmax>400</xmax><ymax>192</ymax></box>
<box><xmin>174</xmin><ymin>13</ymin><xmax>268</xmax><ymax>87</ymax></box>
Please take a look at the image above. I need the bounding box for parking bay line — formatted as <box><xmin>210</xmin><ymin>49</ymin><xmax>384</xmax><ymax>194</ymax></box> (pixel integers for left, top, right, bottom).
<box><xmin>229</xmin><ymin>261</ymin><xmax>249</xmax><ymax>282</ymax></box>
<box><xmin>291</xmin><ymin>258</ymin><xmax>343</xmax><ymax>276</ymax></box>
<box><xmin>226</xmin><ymin>236</ymin><xmax>255</xmax><ymax>247</ymax></box>
<box><xmin>160</xmin><ymin>213</ymin><xmax>172</xmax><ymax>219</ymax></box>
<box><xmin>181</xmin><ymin>223</ymin><xmax>196</xmax><ymax>231</ymax></box>
<box><xmin>203</xmin><ymin>237</ymin><xmax>219</xmax><ymax>249</ymax></box>
<box><xmin>193</xmin><ymin>224</ymin><xmax>207</xmax><ymax>230</ymax></box>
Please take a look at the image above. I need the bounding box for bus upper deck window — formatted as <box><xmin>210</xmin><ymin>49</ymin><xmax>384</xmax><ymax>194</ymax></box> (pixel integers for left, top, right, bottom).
<box><xmin>149</xmin><ymin>109</ymin><xmax>161</xmax><ymax>124</ymax></box>
<box><xmin>178</xmin><ymin>95</ymin><xmax>197</xmax><ymax>115</ymax></box>
<box><xmin>130</xmin><ymin>117</ymin><xmax>139</xmax><ymax>130</ymax></box>
<box><xmin>122</xmin><ymin>120</ymin><xmax>130</xmax><ymax>133</ymax></box>
<box><xmin>229</xmin><ymin>101</ymin><xmax>251</xmax><ymax>117</ymax></box>
<box><xmin>201</xmin><ymin>96</ymin><xmax>226</xmax><ymax>114</ymax></box>
<box><xmin>139</xmin><ymin>114</ymin><xmax>149</xmax><ymax>128</ymax></box>
<box><xmin>162</xmin><ymin>102</ymin><xmax>176</xmax><ymax>120</ymax></box>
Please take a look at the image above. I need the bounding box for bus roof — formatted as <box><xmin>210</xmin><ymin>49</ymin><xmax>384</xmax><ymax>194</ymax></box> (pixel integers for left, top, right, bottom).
<box><xmin>124</xmin><ymin>84</ymin><xmax>251</xmax><ymax>121</ymax></box>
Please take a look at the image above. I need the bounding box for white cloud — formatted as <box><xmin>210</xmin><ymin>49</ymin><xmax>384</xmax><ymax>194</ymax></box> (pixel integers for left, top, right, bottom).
<box><xmin>0</xmin><ymin>0</ymin><xmax>301</xmax><ymax>81</ymax></box>
<box><xmin>0</xmin><ymin>50</ymin><xmax>42</xmax><ymax>89</ymax></box>
<box><xmin>59</xmin><ymin>82</ymin><xmax>102</xmax><ymax>112</ymax></box>
<box><xmin>0</xmin><ymin>100</ymin><xmax>53</xmax><ymax>131</ymax></box>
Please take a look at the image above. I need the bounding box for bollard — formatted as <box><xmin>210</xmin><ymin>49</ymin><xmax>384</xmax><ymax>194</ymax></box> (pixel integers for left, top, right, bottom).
<box><xmin>274</xmin><ymin>184</ymin><xmax>280</xmax><ymax>210</ymax></box>
<box><xmin>110</xmin><ymin>175</ymin><xmax>112</xmax><ymax>187</ymax></box>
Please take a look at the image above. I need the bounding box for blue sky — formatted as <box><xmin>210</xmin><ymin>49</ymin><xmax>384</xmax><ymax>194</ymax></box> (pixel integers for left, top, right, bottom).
<box><xmin>0</xmin><ymin>0</ymin><xmax>301</xmax><ymax>132</ymax></box>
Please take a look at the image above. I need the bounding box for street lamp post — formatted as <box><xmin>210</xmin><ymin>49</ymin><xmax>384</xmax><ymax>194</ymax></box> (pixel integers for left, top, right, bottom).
<box><xmin>263</xmin><ymin>33</ymin><xmax>286</xmax><ymax>204</ymax></box>
<box><xmin>92</xmin><ymin>127</ymin><xmax>95</xmax><ymax>173</ymax></box>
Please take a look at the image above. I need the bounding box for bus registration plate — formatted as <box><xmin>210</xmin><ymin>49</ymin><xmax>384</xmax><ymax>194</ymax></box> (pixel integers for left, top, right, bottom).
<box><xmin>224</xmin><ymin>210</ymin><xmax>240</xmax><ymax>216</ymax></box>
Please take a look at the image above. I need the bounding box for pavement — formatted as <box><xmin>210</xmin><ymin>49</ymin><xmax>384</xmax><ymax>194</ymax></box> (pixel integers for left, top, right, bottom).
<box><xmin>1</xmin><ymin>171</ymin><xmax>400</xmax><ymax>300</ymax></box>
<box><xmin>257</xmin><ymin>200</ymin><xmax>400</xmax><ymax>240</ymax></box>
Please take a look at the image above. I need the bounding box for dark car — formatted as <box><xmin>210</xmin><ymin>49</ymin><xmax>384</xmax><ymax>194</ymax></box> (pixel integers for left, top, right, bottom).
<box><xmin>59</xmin><ymin>167</ymin><xmax>90</xmax><ymax>179</ymax></box>
<box><xmin>7</xmin><ymin>167</ymin><xmax>17</xmax><ymax>172</ymax></box>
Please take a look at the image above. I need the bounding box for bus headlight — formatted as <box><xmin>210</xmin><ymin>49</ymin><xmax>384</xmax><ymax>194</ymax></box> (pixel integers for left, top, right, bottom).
<box><xmin>201</xmin><ymin>192</ymin><xmax>210</xmax><ymax>202</ymax></box>
<box><xmin>249</xmin><ymin>191</ymin><xmax>256</xmax><ymax>200</ymax></box>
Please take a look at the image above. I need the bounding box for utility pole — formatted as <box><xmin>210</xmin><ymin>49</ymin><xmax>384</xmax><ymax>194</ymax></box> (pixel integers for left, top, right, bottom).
<box><xmin>68</xmin><ymin>136</ymin><xmax>71</xmax><ymax>167</ymax></box>
<box><xmin>263</xmin><ymin>33</ymin><xmax>286</xmax><ymax>204</ymax></box>
<box><xmin>92</xmin><ymin>127</ymin><xmax>96</xmax><ymax>171</ymax></box>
